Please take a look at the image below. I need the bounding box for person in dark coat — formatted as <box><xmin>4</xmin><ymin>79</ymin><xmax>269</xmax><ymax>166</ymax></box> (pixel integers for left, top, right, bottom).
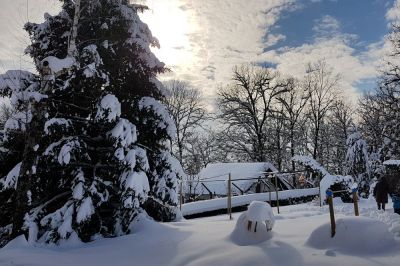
<box><xmin>391</xmin><ymin>194</ymin><xmax>400</xmax><ymax>215</ymax></box>
<box><xmin>373</xmin><ymin>177</ymin><xmax>389</xmax><ymax>211</ymax></box>
<box><xmin>383</xmin><ymin>161</ymin><xmax>400</xmax><ymax>214</ymax></box>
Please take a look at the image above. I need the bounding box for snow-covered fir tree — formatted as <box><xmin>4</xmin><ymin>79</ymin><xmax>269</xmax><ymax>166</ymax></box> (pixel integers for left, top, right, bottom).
<box><xmin>344</xmin><ymin>127</ymin><xmax>370</xmax><ymax>197</ymax></box>
<box><xmin>0</xmin><ymin>0</ymin><xmax>183</xmax><ymax>246</ymax></box>
<box><xmin>0</xmin><ymin>70</ymin><xmax>38</xmax><ymax>246</ymax></box>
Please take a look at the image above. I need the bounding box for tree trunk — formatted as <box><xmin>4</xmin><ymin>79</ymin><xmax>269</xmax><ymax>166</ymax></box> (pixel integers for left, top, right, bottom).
<box><xmin>12</xmin><ymin>102</ymin><xmax>44</xmax><ymax>238</ymax></box>
<box><xmin>291</xmin><ymin>136</ymin><xmax>296</xmax><ymax>186</ymax></box>
<box><xmin>313</xmin><ymin>122</ymin><xmax>320</xmax><ymax>160</ymax></box>
<box><xmin>68</xmin><ymin>0</ymin><xmax>81</xmax><ymax>57</ymax></box>
<box><xmin>276</xmin><ymin>126</ymin><xmax>282</xmax><ymax>171</ymax></box>
<box><xmin>257</xmin><ymin>132</ymin><xmax>265</xmax><ymax>162</ymax></box>
<box><xmin>178</xmin><ymin>140</ymin><xmax>183</xmax><ymax>165</ymax></box>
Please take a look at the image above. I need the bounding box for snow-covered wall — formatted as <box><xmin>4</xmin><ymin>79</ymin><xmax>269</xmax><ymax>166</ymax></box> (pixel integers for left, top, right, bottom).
<box><xmin>181</xmin><ymin>188</ymin><xmax>319</xmax><ymax>216</ymax></box>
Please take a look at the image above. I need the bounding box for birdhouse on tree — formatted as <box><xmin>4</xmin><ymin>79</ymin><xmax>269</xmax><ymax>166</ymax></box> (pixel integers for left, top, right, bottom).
<box><xmin>39</xmin><ymin>56</ymin><xmax>75</xmax><ymax>92</ymax></box>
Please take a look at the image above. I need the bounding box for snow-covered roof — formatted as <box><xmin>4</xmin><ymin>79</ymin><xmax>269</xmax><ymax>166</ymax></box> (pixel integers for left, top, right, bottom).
<box><xmin>319</xmin><ymin>174</ymin><xmax>353</xmax><ymax>202</ymax></box>
<box><xmin>292</xmin><ymin>155</ymin><xmax>329</xmax><ymax>177</ymax></box>
<box><xmin>383</xmin><ymin>160</ymin><xmax>400</xmax><ymax>166</ymax></box>
<box><xmin>194</xmin><ymin>162</ymin><xmax>290</xmax><ymax>195</ymax></box>
<box><xmin>199</xmin><ymin>162</ymin><xmax>277</xmax><ymax>180</ymax></box>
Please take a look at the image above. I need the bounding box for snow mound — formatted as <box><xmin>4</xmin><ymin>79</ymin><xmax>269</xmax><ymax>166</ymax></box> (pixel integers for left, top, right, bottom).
<box><xmin>57</xmin><ymin>232</ymin><xmax>83</xmax><ymax>248</ymax></box>
<box><xmin>1</xmin><ymin>235</ymin><xmax>29</xmax><ymax>250</ymax></box>
<box><xmin>247</xmin><ymin>201</ymin><xmax>275</xmax><ymax>228</ymax></box>
<box><xmin>307</xmin><ymin>217</ymin><xmax>398</xmax><ymax>255</ymax></box>
<box><xmin>129</xmin><ymin>213</ymin><xmax>168</xmax><ymax>234</ymax></box>
<box><xmin>230</xmin><ymin>201</ymin><xmax>275</xmax><ymax>246</ymax></box>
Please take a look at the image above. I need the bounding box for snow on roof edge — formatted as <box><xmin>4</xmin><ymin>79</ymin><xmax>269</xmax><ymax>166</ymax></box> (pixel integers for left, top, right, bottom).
<box><xmin>383</xmin><ymin>160</ymin><xmax>400</xmax><ymax>166</ymax></box>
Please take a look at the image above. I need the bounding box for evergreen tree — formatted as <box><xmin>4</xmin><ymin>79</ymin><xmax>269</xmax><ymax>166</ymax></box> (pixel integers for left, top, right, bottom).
<box><xmin>0</xmin><ymin>0</ymin><xmax>182</xmax><ymax>246</ymax></box>
<box><xmin>344</xmin><ymin>127</ymin><xmax>370</xmax><ymax>197</ymax></box>
<box><xmin>0</xmin><ymin>70</ymin><xmax>36</xmax><ymax>246</ymax></box>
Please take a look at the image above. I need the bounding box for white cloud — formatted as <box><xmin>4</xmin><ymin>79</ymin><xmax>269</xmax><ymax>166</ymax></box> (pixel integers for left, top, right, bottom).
<box><xmin>140</xmin><ymin>0</ymin><xmax>298</xmax><ymax>98</ymax></box>
<box><xmin>312</xmin><ymin>15</ymin><xmax>340</xmax><ymax>35</ymax></box>
<box><xmin>386</xmin><ymin>0</ymin><xmax>400</xmax><ymax>23</ymax></box>
<box><xmin>261</xmin><ymin>13</ymin><xmax>393</xmax><ymax>101</ymax></box>
<box><xmin>0</xmin><ymin>0</ymin><xmax>396</xmax><ymax>106</ymax></box>
<box><xmin>265</xmin><ymin>34</ymin><xmax>287</xmax><ymax>47</ymax></box>
<box><xmin>1</xmin><ymin>0</ymin><xmax>297</xmax><ymax>103</ymax></box>
<box><xmin>263</xmin><ymin>36</ymin><xmax>380</xmax><ymax>100</ymax></box>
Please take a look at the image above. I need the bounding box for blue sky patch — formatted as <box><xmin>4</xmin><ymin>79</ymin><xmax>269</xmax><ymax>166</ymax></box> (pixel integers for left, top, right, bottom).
<box><xmin>265</xmin><ymin>0</ymin><xmax>393</xmax><ymax>51</ymax></box>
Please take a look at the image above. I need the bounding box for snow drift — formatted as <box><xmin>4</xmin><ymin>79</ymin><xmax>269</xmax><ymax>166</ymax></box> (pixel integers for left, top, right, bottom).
<box><xmin>306</xmin><ymin>216</ymin><xmax>397</xmax><ymax>255</ymax></box>
<box><xmin>230</xmin><ymin>201</ymin><xmax>275</xmax><ymax>246</ymax></box>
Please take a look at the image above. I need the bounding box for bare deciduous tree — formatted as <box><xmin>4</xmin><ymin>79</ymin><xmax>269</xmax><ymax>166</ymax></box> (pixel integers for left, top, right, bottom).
<box><xmin>0</xmin><ymin>101</ymin><xmax>14</xmax><ymax>130</ymax></box>
<box><xmin>276</xmin><ymin>78</ymin><xmax>309</xmax><ymax>172</ymax></box>
<box><xmin>183</xmin><ymin>129</ymin><xmax>227</xmax><ymax>200</ymax></box>
<box><xmin>304</xmin><ymin>60</ymin><xmax>342</xmax><ymax>162</ymax></box>
<box><xmin>328</xmin><ymin>99</ymin><xmax>354</xmax><ymax>173</ymax></box>
<box><xmin>217</xmin><ymin>64</ymin><xmax>290</xmax><ymax>162</ymax></box>
<box><xmin>163</xmin><ymin>80</ymin><xmax>207</xmax><ymax>166</ymax></box>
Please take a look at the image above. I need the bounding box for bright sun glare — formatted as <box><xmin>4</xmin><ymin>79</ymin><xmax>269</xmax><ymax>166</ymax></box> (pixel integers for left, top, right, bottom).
<box><xmin>140</xmin><ymin>0</ymin><xmax>196</xmax><ymax>70</ymax></box>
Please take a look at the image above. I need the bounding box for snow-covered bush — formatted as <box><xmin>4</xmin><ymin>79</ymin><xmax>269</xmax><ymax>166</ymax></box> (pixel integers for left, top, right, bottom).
<box><xmin>344</xmin><ymin>128</ymin><xmax>371</xmax><ymax>197</ymax></box>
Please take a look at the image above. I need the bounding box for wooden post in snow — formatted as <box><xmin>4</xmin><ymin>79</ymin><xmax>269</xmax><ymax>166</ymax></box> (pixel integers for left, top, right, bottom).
<box><xmin>274</xmin><ymin>174</ymin><xmax>280</xmax><ymax>214</ymax></box>
<box><xmin>326</xmin><ymin>189</ymin><xmax>336</xmax><ymax>237</ymax></box>
<box><xmin>268</xmin><ymin>187</ymin><xmax>272</xmax><ymax>206</ymax></box>
<box><xmin>352</xmin><ymin>188</ymin><xmax>359</xmax><ymax>216</ymax></box>
<box><xmin>319</xmin><ymin>180</ymin><xmax>322</xmax><ymax>207</ymax></box>
<box><xmin>227</xmin><ymin>173</ymin><xmax>232</xmax><ymax>220</ymax></box>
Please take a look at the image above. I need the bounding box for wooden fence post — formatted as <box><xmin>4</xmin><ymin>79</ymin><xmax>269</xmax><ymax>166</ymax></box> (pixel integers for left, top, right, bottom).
<box><xmin>269</xmin><ymin>188</ymin><xmax>272</xmax><ymax>206</ymax></box>
<box><xmin>352</xmin><ymin>187</ymin><xmax>359</xmax><ymax>216</ymax></box>
<box><xmin>228</xmin><ymin>173</ymin><xmax>232</xmax><ymax>220</ymax></box>
<box><xmin>319</xmin><ymin>181</ymin><xmax>322</xmax><ymax>207</ymax></box>
<box><xmin>274</xmin><ymin>175</ymin><xmax>280</xmax><ymax>214</ymax></box>
<box><xmin>326</xmin><ymin>189</ymin><xmax>336</xmax><ymax>237</ymax></box>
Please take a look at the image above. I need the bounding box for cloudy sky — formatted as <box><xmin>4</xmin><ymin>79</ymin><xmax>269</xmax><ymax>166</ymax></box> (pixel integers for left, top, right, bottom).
<box><xmin>1</xmin><ymin>0</ymin><xmax>399</xmax><ymax>101</ymax></box>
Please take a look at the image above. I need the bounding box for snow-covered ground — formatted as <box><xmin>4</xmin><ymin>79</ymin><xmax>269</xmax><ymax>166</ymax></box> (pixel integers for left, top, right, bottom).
<box><xmin>1</xmin><ymin>197</ymin><xmax>399</xmax><ymax>266</ymax></box>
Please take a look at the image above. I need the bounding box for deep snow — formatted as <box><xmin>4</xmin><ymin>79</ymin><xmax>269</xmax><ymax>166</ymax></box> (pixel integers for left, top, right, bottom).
<box><xmin>0</xmin><ymin>198</ymin><xmax>399</xmax><ymax>266</ymax></box>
